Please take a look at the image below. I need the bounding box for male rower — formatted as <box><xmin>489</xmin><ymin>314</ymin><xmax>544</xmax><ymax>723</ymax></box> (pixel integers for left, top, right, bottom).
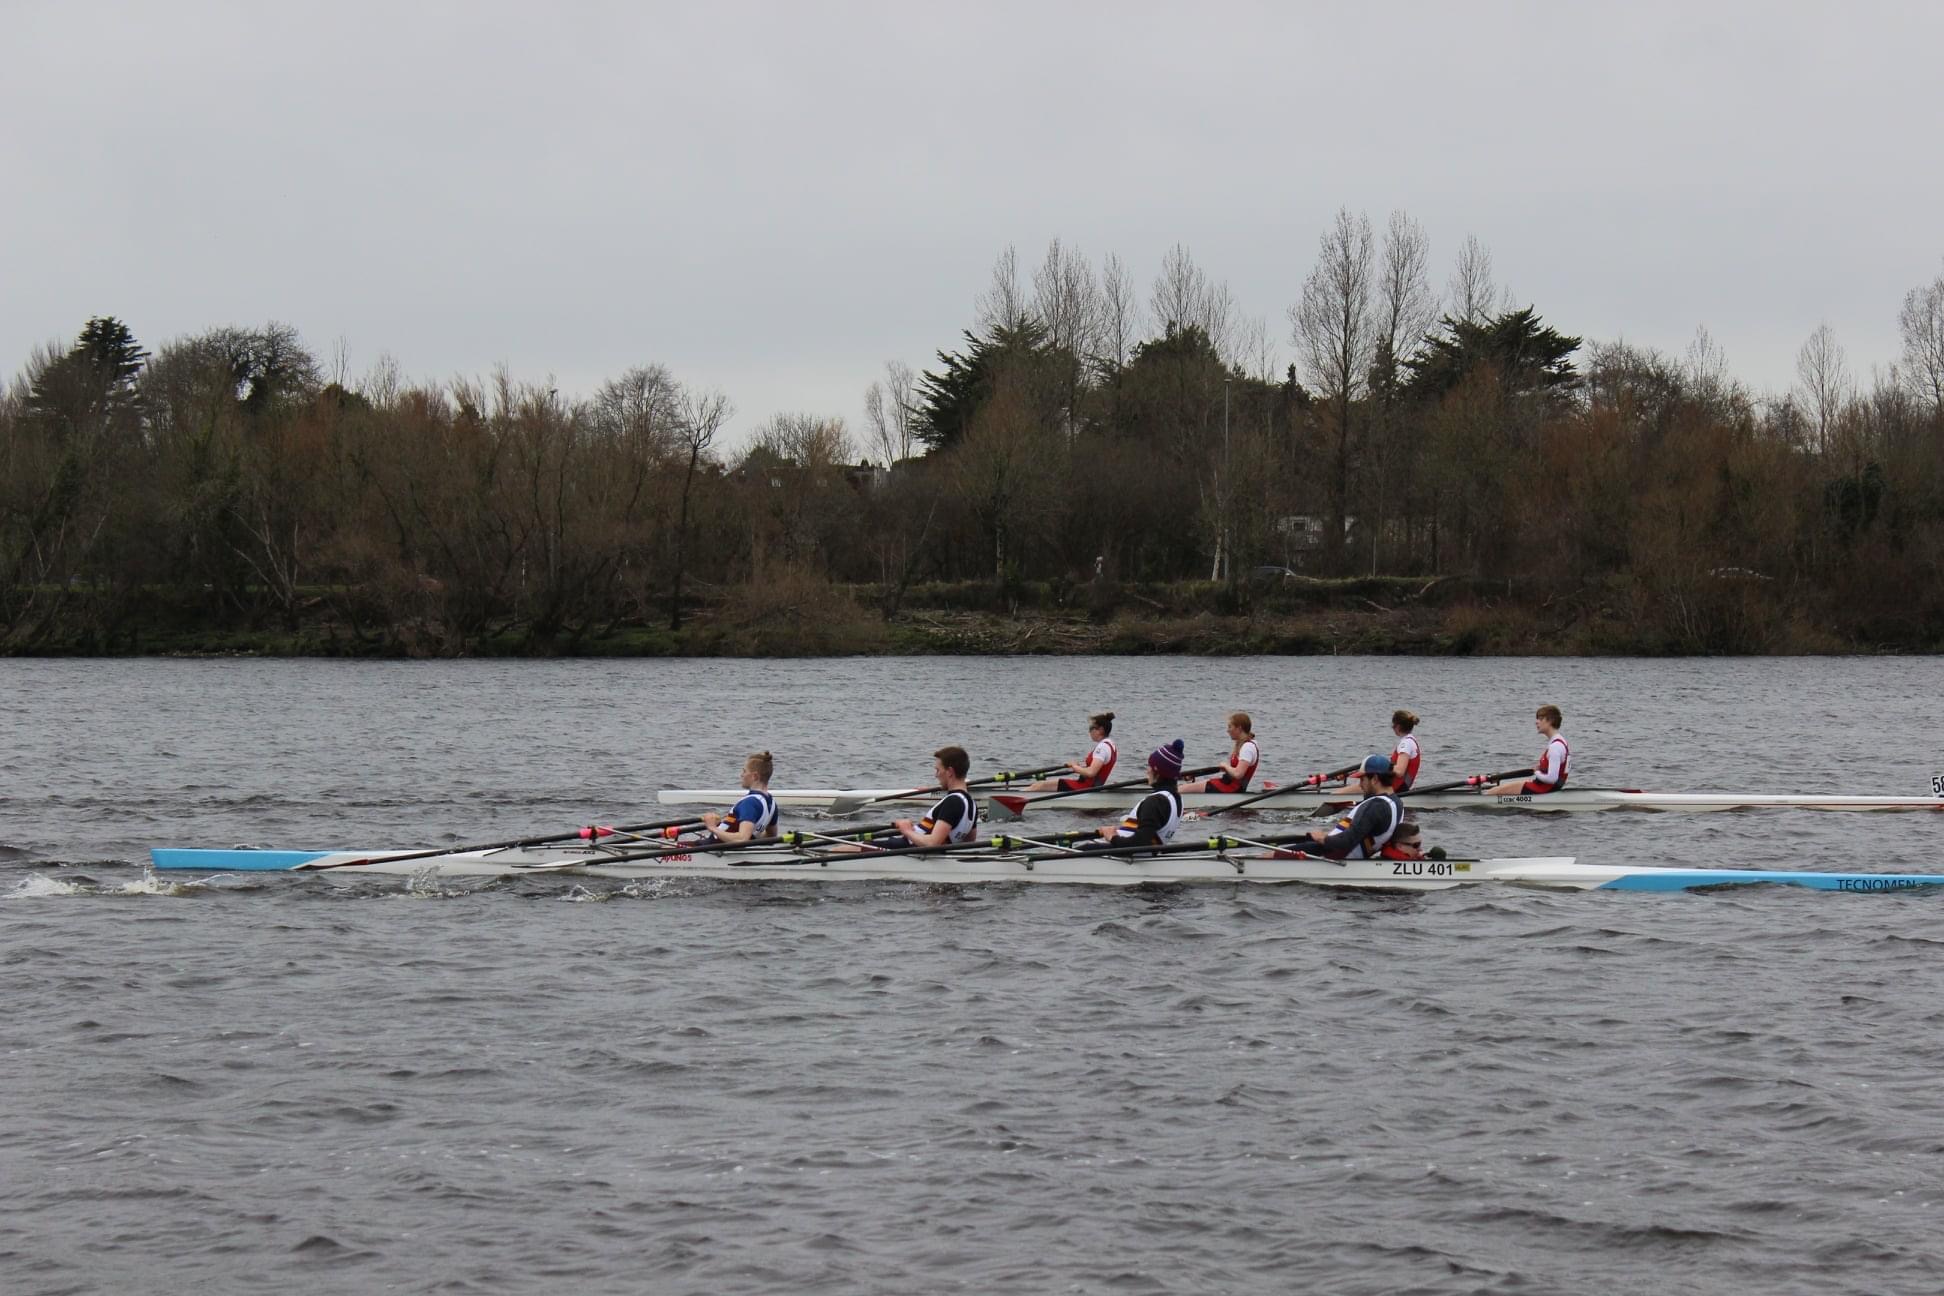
<box><xmin>1379</xmin><ymin>821</ymin><xmax>1424</xmax><ymax>861</ymax></box>
<box><xmin>1297</xmin><ymin>755</ymin><xmax>1405</xmax><ymax>860</ymax></box>
<box><xmin>1179</xmin><ymin>713</ymin><xmax>1258</xmax><ymax>794</ymax></box>
<box><xmin>1484</xmin><ymin>704</ymin><xmax>1570</xmax><ymax>797</ymax></box>
<box><xmin>1026</xmin><ymin>712</ymin><xmax>1118</xmax><ymax>791</ymax></box>
<box><xmin>1080</xmin><ymin>739</ymin><xmax>1186</xmax><ymax>851</ymax></box>
<box><xmin>1389</xmin><ymin>710</ymin><xmax>1423</xmax><ymax>792</ymax></box>
<box><xmin>696</xmin><ymin>751</ymin><xmax>779</xmax><ymax>844</ymax></box>
<box><xmin>891</xmin><ymin>746</ymin><xmax>980</xmax><ymax>846</ymax></box>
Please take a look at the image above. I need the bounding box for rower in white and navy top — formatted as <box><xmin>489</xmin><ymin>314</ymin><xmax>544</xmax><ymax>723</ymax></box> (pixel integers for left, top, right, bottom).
<box><xmin>1081</xmin><ymin>739</ymin><xmax>1186</xmax><ymax>851</ymax></box>
<box><xmin>1178</xmin><ymin>713</ymin><xmax>1258</xmax><ymax>794</ymax></box>
<box><xmin>1299</xmin><ymin>755</ymin><xmax>1405</xmax><ymax>860</ymax></box>
<box><xmin>893</xmin><ymin>745</ymin><xmax>980</xmax><ymax>846</ymax></box>
<box><xmin>688</xmin><ymin>751</ymin><xmax>779</xmax><ymax>844</ymax></box>
<box><xmin>1389</xmin><ymin>709</ymin><xmax>1423</xmax><ymax>792</ymax></box>
<box><xmin>1026</xmin><ymin>712</ymin><xmax>1119</xmax><ymax>792</ymax></box>
<box><xmin>1484</xmin><ymin>704</ymin><xmax>1571</xmax><ymax>797</ymax></box>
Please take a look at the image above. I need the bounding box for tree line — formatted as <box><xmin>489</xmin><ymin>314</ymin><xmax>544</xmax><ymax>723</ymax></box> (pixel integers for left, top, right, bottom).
<box><xmin>5</xmin><ymin>214</ymin><xmax>1944</xmax><ymax>653</ymax></box>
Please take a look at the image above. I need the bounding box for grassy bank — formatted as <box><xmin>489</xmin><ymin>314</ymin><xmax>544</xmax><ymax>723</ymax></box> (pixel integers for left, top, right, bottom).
<box><xmin>3</xmin><ymin>571</ymin><xmax>1919</xmax><ymax>656</ymax></box>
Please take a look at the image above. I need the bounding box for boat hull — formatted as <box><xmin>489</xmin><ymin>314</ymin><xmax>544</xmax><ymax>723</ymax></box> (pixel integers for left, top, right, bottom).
<box><xmin>657</xmin><ymin>787</ymin><xmax>1944</xmax><ymax>814</ymax></box>
<box><xmin>147</xmin><ymin>847</ymin><xmax>1944</xmax><ymax>892</ymax></box>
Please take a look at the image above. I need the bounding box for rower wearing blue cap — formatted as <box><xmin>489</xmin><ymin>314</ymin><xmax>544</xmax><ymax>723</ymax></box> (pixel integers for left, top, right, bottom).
<box><xmin>1298</xmin><ymin>754</ymin><xmax>1405</xmax><ymax>861</ymax></box>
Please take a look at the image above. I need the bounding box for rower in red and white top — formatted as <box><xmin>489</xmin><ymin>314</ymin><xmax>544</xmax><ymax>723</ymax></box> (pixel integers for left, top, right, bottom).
<box><xmin>1484</xmin><ymin>705</ymin><xmax>1571</xmax><ymax>797</ymax></box>
<box><xmin>1179</xmin><ymin>713</ymin><xmax>1259</xmax><ymax>794</ymax></box>
<box><xmin>1389</xmin><ymin>710</ymin><xmax>1423</xmax><ymax>793</ymax></box>
<box><xmin>893</xmin><ymin>745</ymin><xmax>981</xmax><ymax>845</ymax></box>
<box><xmin>1027</xmin><ymin>712</ymin><xmax>1119</xmax><ymax>792</ymax></box>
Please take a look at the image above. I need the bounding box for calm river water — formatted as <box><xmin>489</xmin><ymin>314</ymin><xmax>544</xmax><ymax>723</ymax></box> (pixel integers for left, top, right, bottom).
<box><xmin>4</xmin><ymin>655</ymin><xmax>1944</xmax><ymax>1295</ymax></box>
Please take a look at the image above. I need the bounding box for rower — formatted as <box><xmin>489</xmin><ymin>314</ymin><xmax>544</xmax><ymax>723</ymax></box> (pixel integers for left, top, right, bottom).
<box><xmin>1484</xmin><ymin>704</ymin><xmax>1570</xmax><ymax>797</ymax></box>
<box><xmin>1179</xmin><ymin>713</ymin><xmax>1259</xmax><ymax>794</ymax></box>
<box><xmin>1389</xmin><ymin>710</ymin><xmax>1423</xmax><ymax>792</ymax></box>
<box><xmin>1025</xmin><ymin>712</ymin><xmax>1118</xmax><ymax>791</ymax></box>
<box><xmin>891</xmin><ymin>746</ymin><xmax>980</xmax><ymax>846</ymax></box>
<box><xmin>696</xmin><ymin>751</ymin><xmax>780</xmax><ymax>843</ymax></box>
<box><xmin>1297</xmin><ymin>755</ymin><xmax>1404</xmax><ymax>860</ymax></box>
<box><xmin>1378</xmin><ymin>820</ymin><xmax>1424</xmax><ymax>860</ymax></box>
<box><xmin>1080</xmin><ymin>739</ymin><xmax>1186</xmax><ymax>851</ymax></box>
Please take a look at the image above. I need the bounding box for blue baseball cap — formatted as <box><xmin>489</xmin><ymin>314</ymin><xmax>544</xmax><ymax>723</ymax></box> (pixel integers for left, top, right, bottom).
<box><xmin>1358</xmin><ymin>755</ymin><xmax>1393</xmax><ymax>777</ymax></box>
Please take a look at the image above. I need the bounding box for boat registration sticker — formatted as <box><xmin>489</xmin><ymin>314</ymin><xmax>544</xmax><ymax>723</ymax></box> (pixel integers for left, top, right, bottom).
<box><xmin>1389</xmin><ymin>860</ymin><xmax>1470</xmax><ymax>877</ymax></box>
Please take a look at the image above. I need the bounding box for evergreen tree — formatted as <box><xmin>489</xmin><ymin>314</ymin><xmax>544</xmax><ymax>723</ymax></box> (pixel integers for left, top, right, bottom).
<box><xmin>912</xmin><ymin>317</ymin><xmax>1051</xmax><ymax>451</ymax></box>
<box><xmin>25</xmin><ymin>316</ymin><xmax>148</xmax><ymax>439</ymax></box>
<box><xmin>1404</xmin><ymin>307</ymin><xmax>1581</xmax><ymax>402</ymax></box>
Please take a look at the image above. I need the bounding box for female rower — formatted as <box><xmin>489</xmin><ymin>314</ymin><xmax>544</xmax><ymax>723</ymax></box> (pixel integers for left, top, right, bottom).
<box><xmin>1299</xmin><ymin>755</ymin><xmax>1405</xmax><ymax>859</ymax></box>
<box><xmin>1484</xmin><ymin>705</ymin><xmax>1570</xmax><ymax>796</ymax></box>
<box><xmin>1389</xmin><ymin>710</ymin><xmax>1423</xmax><ymax>792</ymax></box>
<box><xmin>891</xmin><ymin>746</ymin><xmax>980</xmax><ymax>846</ymax></box>
<box><xmin>1026</xmin><ymin>712</ymin><xmax>1118</xmax><ymax>791</ymax></box>
<box><xmin>696</xmin><ymin>750</ymin><xmax>780</xmax><ymax>843</ymax></box>
<box><xmin>1178</xmin><ymin>713</ymin><xmax>1259</xmax><ymax>794</ymax></box>
<box><xmin>1081</xmin><ymin>740</ymin><xmax>1186</xmax><ymax>850</ymax></box>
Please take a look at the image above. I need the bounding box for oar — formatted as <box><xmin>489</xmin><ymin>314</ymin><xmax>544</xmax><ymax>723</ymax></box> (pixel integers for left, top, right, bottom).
<box><xmin>510</xmin><ymin>827</ymin><xmax>820</xmax><ymax>872</ymax></box>
<box><xmin>823</xmin><ymin>765</ymin><xmax>1070</xmax><ymax>816</ymax></box>
<box><xmin>987</xmin><ymin>766</ymin><xmax>1222</xmax><ymax>820</ymax></box>
<box><xmin>1401</xmin><ymin>768</ymin><xmax>1534</xmax><ymax>798</ymax></box>
<box><xmin>979</xmin><ymin>764</ymin><xmax>1071</xmax><ymax>787</ymax></box>
<box><xmin>567</xmin><ymin>819</ymin><xmax>921</xmax><ymax>870</ymax></box>
<box><xmin>507</xmin><ymin>819</ymin><xmax>913</xmax><ymax>873</ymax></box>
<box><xmin>303</xmin><ymin>812</ymin><xmax>715</xmax><ymax>872</ymax></box>
<box><xmin>1191</xmin><ymin>762</ymin><xmax>1361</xmax><ymax>818</ymax></box>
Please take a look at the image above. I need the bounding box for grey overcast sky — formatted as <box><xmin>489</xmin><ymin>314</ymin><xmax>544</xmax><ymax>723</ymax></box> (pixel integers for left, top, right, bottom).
<box><xmin>5</xmin><ymin>1</ymin><xmax>1941</xmax><ymax>448</ymax></box>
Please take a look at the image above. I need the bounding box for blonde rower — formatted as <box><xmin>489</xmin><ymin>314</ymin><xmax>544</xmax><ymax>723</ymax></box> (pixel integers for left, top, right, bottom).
<box><xmin>1178</xmin><ymin>713</ymin><xmax>1259</xmax><ymax>795</ymax></box>
<box><xmin>691</xmin><ymin>752</ymin><xmax>779</xmax><ymax>844</ymax></box>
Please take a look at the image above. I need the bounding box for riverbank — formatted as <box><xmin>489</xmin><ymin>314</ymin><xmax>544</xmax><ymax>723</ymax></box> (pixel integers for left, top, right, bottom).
<box><xmin>5</xmin><ymin>572</ymin><xmax>1923</xmax><ymax>656</ymax></box>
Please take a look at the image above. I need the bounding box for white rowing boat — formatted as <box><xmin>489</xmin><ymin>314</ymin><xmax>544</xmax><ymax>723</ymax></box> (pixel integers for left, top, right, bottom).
<box><xmin>655</xmin><ymin>786</ymin><xmax>1944</xmax><ymax>814</ymax></box>
<box><xmin>147</xmin><ymin>845</ymin><xmax>1944</xmax><ymax>892</ymax></box>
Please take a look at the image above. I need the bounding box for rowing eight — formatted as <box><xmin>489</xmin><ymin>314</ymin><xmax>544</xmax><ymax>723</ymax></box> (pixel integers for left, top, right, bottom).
<box><xmin>148</xmin><ymin>846</ymin><xmax>1944</xmax><ymax>892</ymax></box>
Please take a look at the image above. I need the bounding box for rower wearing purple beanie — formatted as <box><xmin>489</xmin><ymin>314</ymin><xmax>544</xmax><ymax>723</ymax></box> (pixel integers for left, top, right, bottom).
<box><xmin>1080</xmin><ymin>739</ymin><xmax>1187</xmax><ymax>851</ymax></box>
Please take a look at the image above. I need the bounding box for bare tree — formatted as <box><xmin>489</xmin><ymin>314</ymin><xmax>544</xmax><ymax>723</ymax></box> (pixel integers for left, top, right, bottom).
<box><xmin>1097</xmin><ymin>252</ymin><xmax>1144</xmax><ymax>376</ymax></box>
<box><xmin>1236</xmin><ymin>315</ymin><xmax>1278</xmax><ymax>384</ymax></box>
<box><xmin>589</xmin><ymin>364</ymin><xmax>680</xmax><ymax>455</ymax></box>
<box><xmin>669</xmin><ymin>386</ymin><xmax>731</xmax><ymax>629</ymax></box>
<box><xmin>975</xmin><ymin>245</ymin><xmax>1028</xmax><ymax>332</ymax></box>
<box><xmin>1448</xmin><ymin>234</ymin><xmax>1512</xmax><ymax>325</ymax></box>
<box><xmin>1291</xmin><ymin>208</ymin><xmax>1377</xmax><ymax>567</ymax></box>
<box><xmin>754</xmin><ymin>412</ymin><xmax>853</xmax><ymax>468</ymax></box>
<box><xmin>1900</xmin><ymin>263</ymin><xmax>1944</xmax><ymax>413</ymax></box>
<box><xmin>1031</xmin><ymin>239</ymin><xmax>1103</xmax><ymax>440</ymax></box>
<box><xmin>1683</xmin><ymin>325</ymin><xmax>1746</xmax><ymax>418</ymax></box>
<box><xmin>1375</xmin><ymin>211</ymin><xmax>1438</xmax><ymax>390</ymax></box>
<box><xmin>1150</xmin><ymin>244</ymin><xmax>1235</xmax><ymax>359</ymax></box>
<box><xmin>1031</xmin><ymin>239</ymin><xmax>1102</xmax><ymax>359</ymax></box>
<box><xmin>862</xmin><ymin>359</ymin><xmax>918</xmax><ymax>466</ymax></box>
<box><xmin>1794</xmin><ymin>323</ymin><xmax>1852</xmax><ymax>454</ymax></box>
